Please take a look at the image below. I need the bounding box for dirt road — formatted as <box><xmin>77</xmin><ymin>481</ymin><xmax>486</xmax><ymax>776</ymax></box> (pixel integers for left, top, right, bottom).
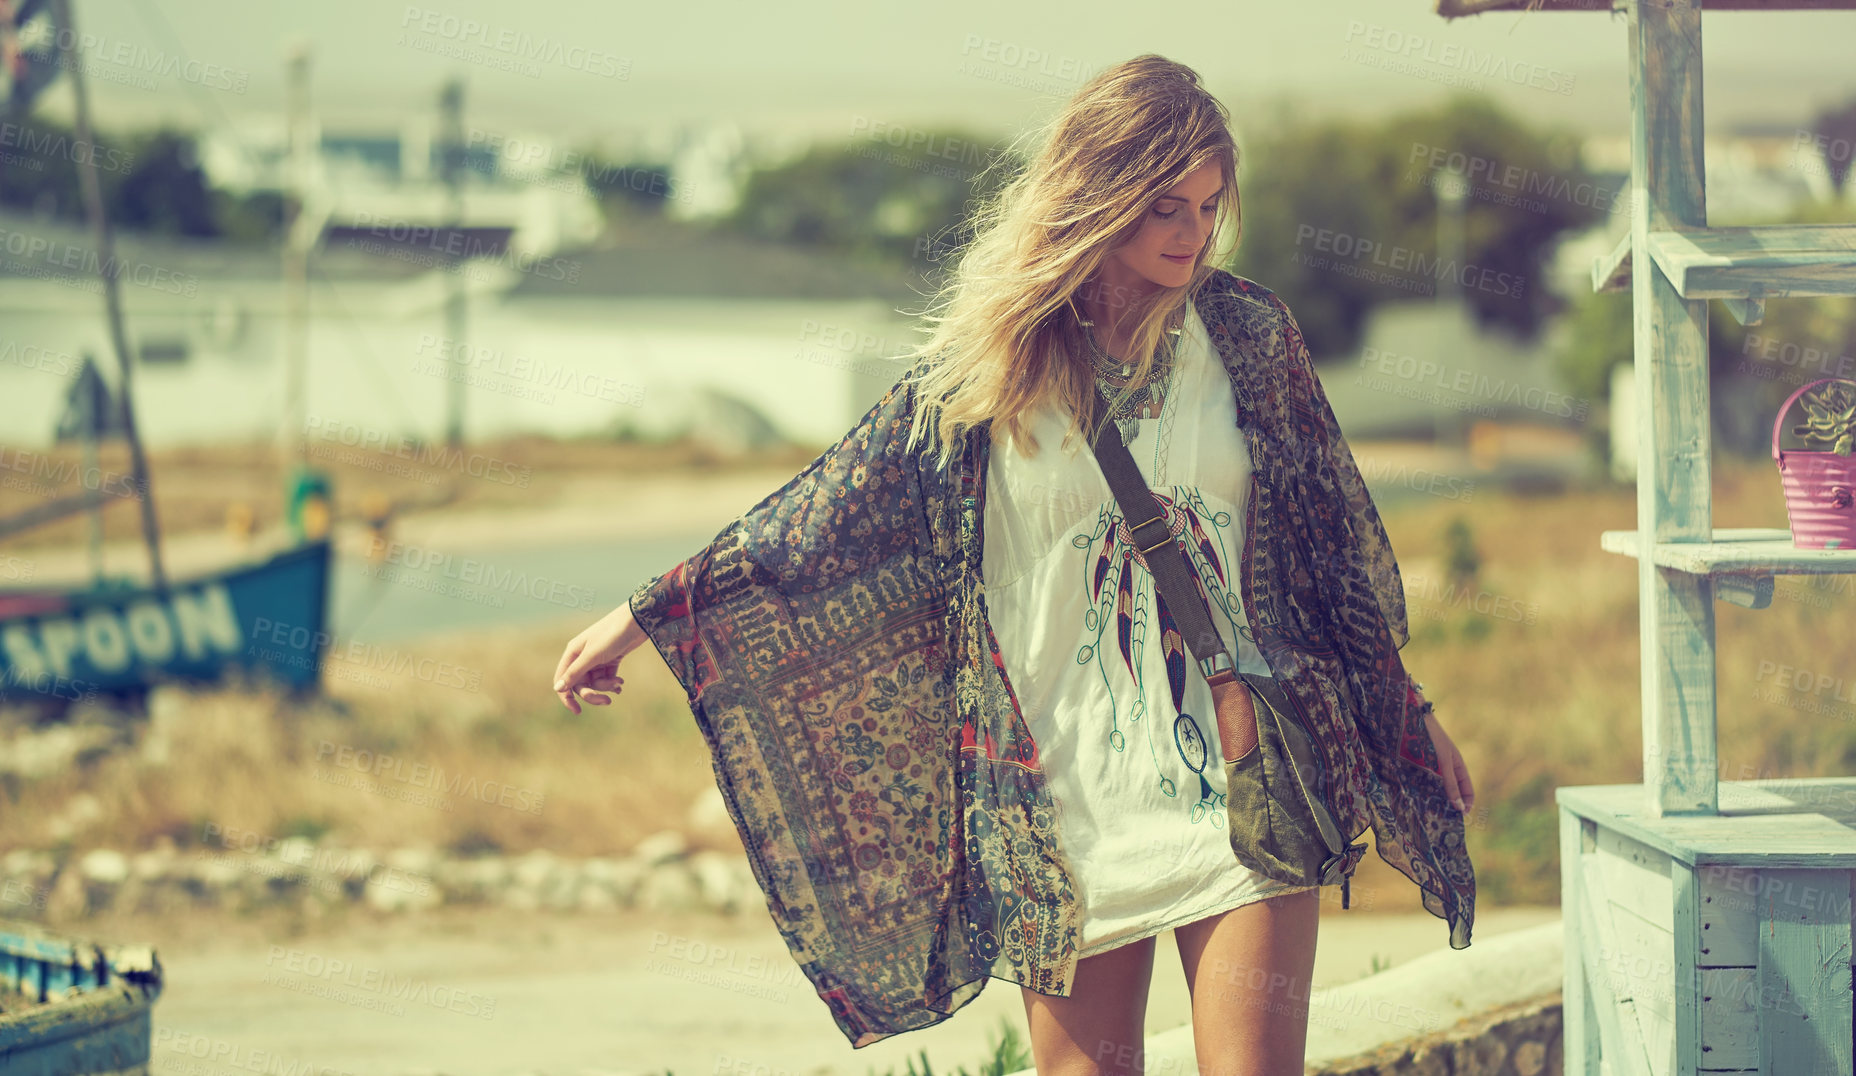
<box><xmin>124</xmin><ymin>900</ymin><xmax>1559</xmax><ymax>1076</ymax></box>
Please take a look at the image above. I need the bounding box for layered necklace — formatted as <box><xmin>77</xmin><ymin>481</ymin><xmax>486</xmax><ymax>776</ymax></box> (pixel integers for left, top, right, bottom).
<box><xmin>1080</xmin><ymin>312</ymin><xmax>1185</xmax><ymax>446</ymax></box>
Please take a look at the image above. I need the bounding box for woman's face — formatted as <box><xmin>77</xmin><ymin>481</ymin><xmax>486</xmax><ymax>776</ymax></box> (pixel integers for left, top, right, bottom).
<box><xmin>1105</xmin><ymin>159</ymin><xmax>1224</xmax><ymax>292</ymax></box>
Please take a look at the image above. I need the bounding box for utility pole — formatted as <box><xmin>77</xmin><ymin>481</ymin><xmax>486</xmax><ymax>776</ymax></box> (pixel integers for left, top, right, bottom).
<box><xmin>53</xmin><ymin>0</ymin><xmax>165</xmax><ymax>590</ymax></box>
<box><xmin>1432</xmin><ymin>166</ymin><xmax>1470</xmax><ymax>449</ymax></box>
<box><xmin>280</xmin><ymin>42</ymin><xmax>313</xmax><ymax>473</ymax></box>
<box><xmin>439</xmin><ymin>77</ymin><xmax>467</xmax><ymax>449</ymax></box>
<box><xmin>1432</xmin><ymin>167</ymin><xmax>1468</xmax><ymax>309</ymax></box>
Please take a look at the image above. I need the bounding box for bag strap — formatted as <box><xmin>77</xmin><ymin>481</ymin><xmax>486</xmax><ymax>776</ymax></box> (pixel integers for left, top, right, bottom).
<box><xmin>1085</xmin><ymin>384</ymin><xmax>1238</xmax><ymax>689</ymax></box>
<box><xmin>1088</xmin><ymin>385</ymin><xmax>1361</xmax><ymax>890</ymax></box>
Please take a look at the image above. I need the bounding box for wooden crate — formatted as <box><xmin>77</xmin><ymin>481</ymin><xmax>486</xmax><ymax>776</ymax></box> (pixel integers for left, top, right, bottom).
<box><xmin>1560</xmin><ymin>779</ymin><xmax>1856</xmax><ymax>1075</ymax></box>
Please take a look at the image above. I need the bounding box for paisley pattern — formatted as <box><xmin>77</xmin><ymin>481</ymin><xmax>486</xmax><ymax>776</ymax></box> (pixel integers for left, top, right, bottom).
<box><xmin>627</xmin><ymin>267</ymin><xmax>1476</xmax><ymax>1049</ymax></box>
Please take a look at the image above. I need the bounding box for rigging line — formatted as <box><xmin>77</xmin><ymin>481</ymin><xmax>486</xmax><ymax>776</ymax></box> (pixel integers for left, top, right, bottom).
<box><xmin>303</xmin><ymin>257</ymin><xmax>422</xmax><ymax>434</ymax></box>
<box><xmin>129</xmin><ymin>0</ymin><xmax>369</xmax><ymax>228</ymax></box>
<box><xmin>125</xmin><ymin>1</ymin><xmax>465</xmax><ymax>658</ymax></box>
<box><xmin>127</xmin><ymin>0</ymin><xmax>265</xmax><ymax>176</ymax></box>
<box><xmin>131</xmin><ymin>0</ymin><xmax>428</xmax><ymax>439</ymax></box>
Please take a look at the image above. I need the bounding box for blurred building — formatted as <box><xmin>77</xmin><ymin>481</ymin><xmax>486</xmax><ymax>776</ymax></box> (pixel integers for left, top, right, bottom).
<box><xmin>195</xmin><ymin>119</ymin><xmax>604</xmax><ymax>260</ymax></box>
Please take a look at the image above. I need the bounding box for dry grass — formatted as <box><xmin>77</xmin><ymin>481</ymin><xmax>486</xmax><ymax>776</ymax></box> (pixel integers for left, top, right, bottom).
<box><xmin>4</xmin><ymin>448</ymin><xmax>1852</xmax><ymax>914</ymax></box>
<box><xmin>0</xmin><ymin>435</ymin><xmax>820</xmax><ymax>555</ymax></box>
<box><xmin>1359</xmin><ymin>450</ymin><xmax>1856</xmax><ymax>905</ymax></box>
<box><xmin>0</xmin><ymin>618</ymin><xmax>721</xmax><ymax>860</ymax></box>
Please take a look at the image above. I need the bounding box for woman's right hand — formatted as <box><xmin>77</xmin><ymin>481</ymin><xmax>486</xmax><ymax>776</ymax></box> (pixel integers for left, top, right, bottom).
<box><xmin>554</xmin><ymin>599</ymin><xmax>649</xmax><ymax>714</ymax></box>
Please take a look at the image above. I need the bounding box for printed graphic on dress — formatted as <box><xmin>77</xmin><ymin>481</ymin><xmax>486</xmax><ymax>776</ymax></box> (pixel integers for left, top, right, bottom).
<box><xmin>1070</xmin><ymin>485</ymin><xmax>1258</xmax><ymax>827</ymax></box>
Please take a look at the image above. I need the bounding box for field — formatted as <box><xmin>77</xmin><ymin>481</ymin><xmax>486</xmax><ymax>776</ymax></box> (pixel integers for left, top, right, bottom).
<box><xmin>3</xmin><ymin>437</ymin><xmax>1850</xmax><ymax>915</ymax></box>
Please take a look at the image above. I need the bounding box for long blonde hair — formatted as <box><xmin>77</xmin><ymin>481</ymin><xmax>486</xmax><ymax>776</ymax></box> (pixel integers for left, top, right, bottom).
<box><xmin>899</xmin><ymin>54</ymin><xmax>1243</xmax><ymax>472</ymax></box>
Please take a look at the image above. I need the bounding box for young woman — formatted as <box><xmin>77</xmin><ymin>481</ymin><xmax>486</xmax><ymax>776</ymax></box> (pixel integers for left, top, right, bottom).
<box><xmin>554</xmin><ymin>54</ymin><xmax>1476</xmax><ymax>1076</ymax></box>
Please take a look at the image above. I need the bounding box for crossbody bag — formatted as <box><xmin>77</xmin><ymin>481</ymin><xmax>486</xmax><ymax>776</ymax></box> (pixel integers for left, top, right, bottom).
<box><xmin>1085</xmin><ymin>383</ymin><xmax>1366</xmax><ymax>907</ymax></box>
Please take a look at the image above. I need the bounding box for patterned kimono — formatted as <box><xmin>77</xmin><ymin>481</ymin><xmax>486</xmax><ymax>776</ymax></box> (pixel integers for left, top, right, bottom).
<box><xmin>627</xmin><ymin>268</ymin><xmax>1476</xmax><ymax>1049</ymax></box>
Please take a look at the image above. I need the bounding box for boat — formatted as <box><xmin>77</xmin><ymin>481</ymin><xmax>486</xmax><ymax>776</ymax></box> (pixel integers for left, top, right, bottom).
<box><xmin>0</xmin><ymin>540</ymin><xmax>333</xmax><ymax>703</ymax></box>
<box><xmin>0</xmin><ymin>919</ymin><xmax>163</xmax><ymax>1074</ymax></box>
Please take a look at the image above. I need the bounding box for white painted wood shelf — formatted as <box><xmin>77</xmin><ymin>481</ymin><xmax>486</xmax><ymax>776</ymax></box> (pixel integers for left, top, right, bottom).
<box><xmin>1591</xmin><ymin>225</ymin><xmax>1856</xmax><ymax>299</ymax></box>
<box><xmin>1560</xmin><ymin>780</ymin><xmax>1856</xmax><ymax>869</ymax></box>
<box><xmin>1489</xmin><ymin>2</ymin><xmax>1856</xmax><ymax>1073</ymax></box>
<box><xmin>1592</xmin><ymin>224</ymin><xmax>1856</xmax><ymax>324</ymax></box>
<box><xmin>1645</xmin><ymin>224</ymin><xmax>1856</xmax><ymax>301</ymax></box>
<box><xmin>1599</xmin><ymin>527</ymin><xmax>1856</xmax><ymax>574</ymax></box>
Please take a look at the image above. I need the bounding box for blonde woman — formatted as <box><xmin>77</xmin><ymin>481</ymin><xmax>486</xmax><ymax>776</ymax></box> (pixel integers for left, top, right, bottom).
<box><xmin>555</xmin><ymin>54</ymin><xmax>1476</xmax><ymax>1075</ymax></box>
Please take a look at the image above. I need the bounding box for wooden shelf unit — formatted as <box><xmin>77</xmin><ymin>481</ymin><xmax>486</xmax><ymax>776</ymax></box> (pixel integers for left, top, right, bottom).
<box><xmin>1438</xmin><ymin>2</ymin><xmax>1856</xmax><ymax>1073</ymax></box>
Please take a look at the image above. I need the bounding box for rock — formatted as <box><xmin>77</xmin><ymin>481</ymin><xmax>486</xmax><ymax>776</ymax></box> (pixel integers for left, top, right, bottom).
<box><xmin>460</xmin><ymin>856</ymin><xmax>510</xmax><ymax>901</ymax></box>
<box><xmin>324</xmin><ymin>848</ymin><xmax>377</xmax><ymax>898</ymax></box>
<box><xmin>46</xmin><ymin>794</ymin><xmax>104</xmax><ymax>843</ymax></box>
<box><xmin>513</xmin><ymin>850</ymin><xmax>558</xmax><ymax>891</ymax></box>
<box><xmin>609</xmin><ymin>858</ymin><xmax>649</xmax><ymax>907</ymax></box>
<box><xmin>576</xmin><ymin>882</ymin><xmax>619</xmax><ymax>912</ymax></box>
<box><xmin>79</xmin><ymin>849</ymin><xmax>129</xmax><ymax>885</ymax></box>
<box><xmin>193</xmin><ymin>853</ymin><xmax>243</xmax><ymax>890</ymax></box>
<box><xmin>386</xmin><ymin>846</ymin><xmax>440</xmax><ymax>878</ymax></box>
<box><xmin>1450</xmin><ymin>1035</ymin><xmax>1507</xmax><ymax>1076</ymax></box>
<box><xmin>3</xmin><ymin>837</ymin><xmax>769</xmax><ymax>925</ymax></box>
<box><xmin>365</xmin><ymin>869</ymin><xmax>442</xmax><ymax>912</ymax></box>
<box><xmin>688</xmin><ymin>850</ymin><xmax>743</xmax><ymax>913</ymax></box>
<box><xmin>275</xmin><ymin>837</ymin><xmax>316</xmax><ymax>868</ymax></box>
<box><xmin>636</xmin><ymin>862</ymin><xmax>701</xmax><ymax>912</ymax></box>
<box><xmin>1512</xmin><ymin>1038</ymin><xmax>1547</xmax><ymax>1076</ymax></box>
<box><xmin>1405</xmin><ymin>1042</ymin><xmax>1452</xmax><ymax>1076</ymax></box>
<box><xmin>540</xmin><ymin>870</ymin><xmax>582</xmax><ymax>911</ymax></box>
<box><xmin>632</xmin><ymin>830</ymin><xmax>687</xmax><ymax>867</ymax></box>
<box><xmin>131</xmin><ymin>848</ymin><xmax>175</xmax><ymax>880</ymax></box>
<box><xmin>0</xmin><ymin>726</ymin><xmax>118</xmax><ymax>780</ymax></box>
<box><xmin>580</xmin><ymin>857</ymin><xmax>620</xmax><ymax>884</ymax></box>
<box><xmin>685</xmin><ymin>786</ymin><xmax>740</xmax><ymax>848</ymax></box>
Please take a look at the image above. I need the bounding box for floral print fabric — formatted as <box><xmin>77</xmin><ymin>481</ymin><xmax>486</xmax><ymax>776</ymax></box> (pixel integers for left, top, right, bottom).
<box><xmin>627</xmin><ymin>268</ymin><xmax>1476</xmax><ymax>1049</ymax></box>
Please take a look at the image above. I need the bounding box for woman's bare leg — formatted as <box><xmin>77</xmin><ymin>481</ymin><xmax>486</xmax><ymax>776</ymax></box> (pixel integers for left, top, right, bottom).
<box><xmin>1173</xmin><ymin>886</ymin><xmax>1320</xmax><ymax>1076</ymax></box>
<box><xmin>1019</xmin><ymin>934</ymin><xmax>1157</xmax><ymax>1075</ymax></box>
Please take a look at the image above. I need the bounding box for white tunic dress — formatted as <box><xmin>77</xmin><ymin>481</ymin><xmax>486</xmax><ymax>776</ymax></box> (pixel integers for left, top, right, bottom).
<box><xmin>981</xmin><ymin>300</ymin><xmax>1315</xmax><ymax>959</ymax></box>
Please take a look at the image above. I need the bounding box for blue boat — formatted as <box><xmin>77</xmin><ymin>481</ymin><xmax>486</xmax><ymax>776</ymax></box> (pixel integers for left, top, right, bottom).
<box><xmin>0</xmin><ymin>540</ymin><xmax>334</xmax><ymax>704</ymax></box>
<box><xmin>0</xmin><ymin>920</ymin><xmax>163</xmax><ymax>1074</ymax></box>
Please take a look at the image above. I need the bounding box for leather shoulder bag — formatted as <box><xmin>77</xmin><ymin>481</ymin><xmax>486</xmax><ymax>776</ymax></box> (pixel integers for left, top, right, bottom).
<box><xmin>1085</xmin><ymin>383</ymin><xmax>1367</xmax><ymax>908</ymax></box>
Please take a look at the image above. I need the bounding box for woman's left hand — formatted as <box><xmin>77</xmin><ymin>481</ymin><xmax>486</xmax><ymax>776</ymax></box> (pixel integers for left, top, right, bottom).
<box><xmin>1424</xmin><ymin>710</ymin><xmax>1474</xmax><ymax>814</ymax></box>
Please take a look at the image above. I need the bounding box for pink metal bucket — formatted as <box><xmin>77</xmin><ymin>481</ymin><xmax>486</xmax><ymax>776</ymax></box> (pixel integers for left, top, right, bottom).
<box><xmin>1771</xmin><ymin>376</ymin><xmax>1856</xmax><ymax>550</ymax></box>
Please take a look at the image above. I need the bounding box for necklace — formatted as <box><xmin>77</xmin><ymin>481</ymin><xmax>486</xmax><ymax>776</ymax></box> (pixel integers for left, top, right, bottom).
<box><xmin>1081</xmin><ymin>316</ymin><xmax>1184</xmax><ymax>445</ymax></box>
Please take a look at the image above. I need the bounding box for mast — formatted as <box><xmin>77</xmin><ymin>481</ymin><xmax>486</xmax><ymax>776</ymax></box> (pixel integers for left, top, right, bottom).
<box><xmin>52</xmin><ymin>0</ymin><xmax>165</xmax><ymax>590</ymax></box>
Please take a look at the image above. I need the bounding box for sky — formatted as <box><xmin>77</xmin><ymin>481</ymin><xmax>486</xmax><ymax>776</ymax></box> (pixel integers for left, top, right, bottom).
<box><xmin>32</xmin><ymin>1</ymin><xmax>1856</xmax><ymax>155</ymax></box>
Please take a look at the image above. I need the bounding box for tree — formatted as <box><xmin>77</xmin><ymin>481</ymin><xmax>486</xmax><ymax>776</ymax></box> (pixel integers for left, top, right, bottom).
<box><xmin>1229</xmin><ymin>93</ymin><xmax>1609</xmax><ymax>358</ymax></box>
<box><xmin>719</xmin><ymin>128</ymin><xmax>1019</xmax><ymax>272</ymax></box>
<box><xmin>1557</xmin><ymin>198</ymin><xmax>1856</xmax><ymax>460</ymax></box>
<box><xmin>113</xmin><ymin>130</ymin><xmax>219</xmax><ymax>237</ymax></box>
<box><xmin>0</xmin><ymin>120</ymin><xmax>278</xmax><ymax>241</ymax></box>
<box><xmin>580</xmin><ymin>152</ymin><xmax>680</xmax><ymax>219</ymax></box>
<box><xmin>1808</xmin><ymin>96</ymin><xmax>1856</xmax><ymax>197</ymax></box>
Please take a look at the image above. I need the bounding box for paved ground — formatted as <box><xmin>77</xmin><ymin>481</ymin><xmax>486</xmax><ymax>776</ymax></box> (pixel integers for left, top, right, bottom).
<box><xmin>121</xmin><ymin>900</ymin><xmax>1560</xmax><ymax>1076</ymax></box>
